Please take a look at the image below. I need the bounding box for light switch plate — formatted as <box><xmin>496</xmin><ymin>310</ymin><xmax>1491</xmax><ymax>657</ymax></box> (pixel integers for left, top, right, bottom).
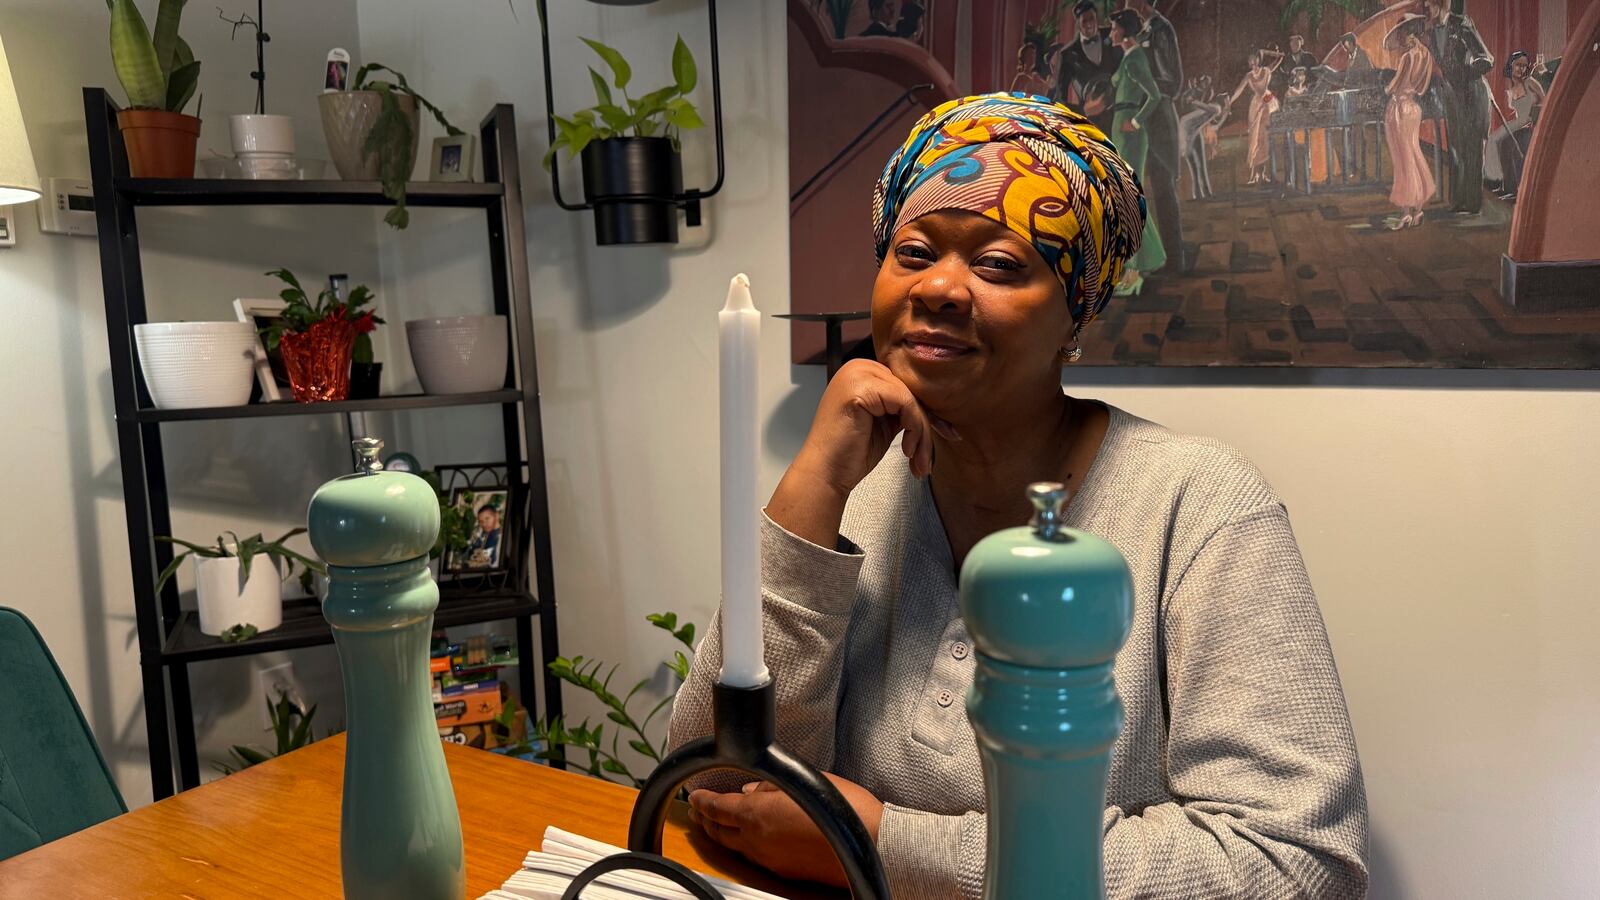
<box><xmin>0</xmin><ymin>205</ymin><xmax>14</xmax><ymax>247</ymax></box>
<box><xmin>38</xmin><ymin>177</ymin><xmax>96</xmax><ymax>237</ymax></box>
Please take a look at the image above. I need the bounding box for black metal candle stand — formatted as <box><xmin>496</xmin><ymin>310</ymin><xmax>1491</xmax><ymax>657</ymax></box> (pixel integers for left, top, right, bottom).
<box><xmin>561</xmin><ymin>680</ymin><xmax>891</xmax><ymax>899</ymax></box>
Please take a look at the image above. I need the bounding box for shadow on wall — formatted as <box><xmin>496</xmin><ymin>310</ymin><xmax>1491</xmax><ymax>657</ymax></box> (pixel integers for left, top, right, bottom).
<box><xmin>1367</xmin><ymin>821</ymin><xmax>1409</xmax><ymax>899</ymax></box>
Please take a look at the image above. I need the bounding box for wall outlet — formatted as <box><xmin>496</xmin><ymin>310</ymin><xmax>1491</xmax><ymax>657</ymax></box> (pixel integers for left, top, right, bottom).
<box><xmin>258</xmin><ymin>661</ymin><xmax>306</xmax><ymax>727</ymax></box>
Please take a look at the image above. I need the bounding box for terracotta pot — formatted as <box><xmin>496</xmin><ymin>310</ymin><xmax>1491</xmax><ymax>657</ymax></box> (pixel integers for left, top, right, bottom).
<box><xmin>280</xmin><ymin>318</ymin><xmax>357</xmax><ymax>403</ymax></box>
<box><xmin>319</xmin><ymin>91</ymin><xmax>419</xmax><ymax>181</ymax></box>
<box><xmin>117</xmin><ymin>109</ymin><xmax>202</xmax><ymax>178</ymax></box>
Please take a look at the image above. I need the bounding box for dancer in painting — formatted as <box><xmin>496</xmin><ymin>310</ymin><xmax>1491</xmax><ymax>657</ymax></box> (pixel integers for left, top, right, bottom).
<box><xmin>1010</xmin><ymin>42</ymin><xmax>1053</xmax><ymax>97</ymax></box>
<box><xmin>1486</xmin><ymin>50</ymin><xmax>1546</xmax><ymax>201</ymax></box>
<box><xmin>1054</xmin><ymin>0</ymin><xmax>1121</xmax><ymax>134</ymax></box>
<box><xmin>1125</xmin><ymin>0</ymin><xmax>1184</xmax><ymax>272</ymax></box>
<box><xmin>1383</xmin><ymin>14</ymin><xmax>1437</xmax><ymax>230</ymax></box>
<box><xmin>1421</xmin><ymin>0</ymin><xmax>1493</xmax><ymax>215</ymax></box>
<box><xmin>1227</xmin><ymin>49</ymin><xmax>1285</xmax><ymax>186</ymax></box>
<box><xmin>1178</xmin><ymin>76</ymin><xmax>1226</xmax><ymax>200</ymax></box>
<box><xmin>1109</xmin><ymin>9</ymin><xmax>1165</xmax><ymax>294</ymax></box>
<box><xmin>860</xmin><ymin>0</ymin><xmax>896</xmax><ymax>37</ymax></box>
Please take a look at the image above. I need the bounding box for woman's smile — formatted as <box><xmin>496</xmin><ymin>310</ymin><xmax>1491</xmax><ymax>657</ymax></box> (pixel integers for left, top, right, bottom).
<box><xmin>901</xmin><ymin>329</ymin><xmax>977</xmax><ymax>361</ymax></box>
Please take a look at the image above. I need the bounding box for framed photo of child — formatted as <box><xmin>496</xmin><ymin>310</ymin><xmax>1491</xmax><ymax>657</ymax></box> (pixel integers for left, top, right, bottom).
<box><xmin>445</xmin><ymin>487</ymin><xmax>508</xmax><ymax>573</ymax></box>
<box><xmin>429</xmin><ymin>134</ymin><xmax>476</xmax><ymax>183</ymax></box>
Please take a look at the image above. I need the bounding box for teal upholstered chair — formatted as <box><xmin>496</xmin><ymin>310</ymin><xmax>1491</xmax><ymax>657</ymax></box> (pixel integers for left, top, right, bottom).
<box><xmin>0</xmin><ymin>607</ymin><xmax>126</xmax><ymax>861</ymax></box>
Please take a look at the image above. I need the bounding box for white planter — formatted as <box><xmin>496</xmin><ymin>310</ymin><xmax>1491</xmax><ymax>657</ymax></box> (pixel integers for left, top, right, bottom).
<box><xmin>405</xmin><ymin>315</ymin><xmax>509</xmax><ymax>395</ymax></box>
<box><xmin>229</xmin><ymin>114</ymin><xmax>295</xmax><ymax>157</ymax></box>
<box><xmin>195</xmin><ymin>555</ymin><xmax>282</xmax><ymax>636</ymax></box>
<box><xmin>134</xmin><ymin>321</ymin><xmax>257</xmax><ymax>410</ymax></box>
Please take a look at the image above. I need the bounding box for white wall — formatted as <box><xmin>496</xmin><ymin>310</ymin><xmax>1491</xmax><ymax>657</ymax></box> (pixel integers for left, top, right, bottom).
<box><xmin>0</xmin><ymin>0</ymin><xmax>374</xmax><ymax>807</ymax></box>
<box><xmin>5</xmin><ymin>0</ymin><xmax>1595</xmax><ymax>896</ymax></box>
<box><xmin>359</xmin><ymin>2</ymin><xmax>1600</xmax><ymax>897</ymax></box>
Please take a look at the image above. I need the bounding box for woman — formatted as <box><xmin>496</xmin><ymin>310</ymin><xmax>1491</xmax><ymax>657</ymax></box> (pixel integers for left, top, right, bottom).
<box><xmin>1107</xmin><ymin>9</ymin><xmax>1164</xmax><ymax>295</ymax></box>
<box><xmin>1227</xmin><ymin>48</ymin><xmax>1285</xmax><ymax>185</ymax></box>
<box><xmin>670</xmin><ymin>93</ymin><xmax>1368</xmax><ymax>899</ymax></box>
<box><xmin>1008</xmin><ymin>42</ymin><xmax>1052</xmax><ymax>97</ymax></box>
<box><xmin>1383</xmin><ymin>13</ymin><xmax>1436</xmax><ymax>229</ymax></box>
<box><xmin>1487</xmin><ymin>50</ymin><xmax>1546</xmax><ymax>201</ymax></box>
<box><xmin>1178</xmin><ymin>75</ymin><xmax>1227</xmax><ymax>200</ymax></box>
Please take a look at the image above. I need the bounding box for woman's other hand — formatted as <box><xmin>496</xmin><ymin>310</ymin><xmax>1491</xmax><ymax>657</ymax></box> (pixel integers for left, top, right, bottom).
<box><xmin>768</xmin><ymin>359</ymin><xmax>954</xmax><ymax>548</ymax></box>
<box><xmin>687</xmin><ymin>774</ymin><xmax>885</xmax><ymax>888</ymax></box>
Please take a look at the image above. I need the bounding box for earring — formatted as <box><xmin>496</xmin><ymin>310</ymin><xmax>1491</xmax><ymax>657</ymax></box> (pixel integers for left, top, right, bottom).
<box><xmin>1060</xmin><ymin>346</ymin><xmax>1083</xmax><ymax>364</ymax></box>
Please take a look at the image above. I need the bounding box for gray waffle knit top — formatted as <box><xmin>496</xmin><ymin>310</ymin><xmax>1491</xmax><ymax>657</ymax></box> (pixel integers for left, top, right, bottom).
<box><xmin>668</xmin><ymin>404</ymin><xmax>1368</xmax><ymax>899</ymax></box>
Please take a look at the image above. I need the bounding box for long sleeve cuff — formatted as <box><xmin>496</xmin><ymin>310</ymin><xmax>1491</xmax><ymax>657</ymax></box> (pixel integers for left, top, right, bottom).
<box><xmin>877</xmin><ymin>803</ymin><xmax>978</xmax><ymax>899</ymax></box>
<box><xmin>760</xmin><ymin>510</ymin><xmax>864</xmax><ymax>616</ymax></box>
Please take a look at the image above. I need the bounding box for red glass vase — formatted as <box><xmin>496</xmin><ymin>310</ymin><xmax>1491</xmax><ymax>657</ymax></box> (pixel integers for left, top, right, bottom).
<box><xmin>280</xmin><ymin>318</ymin><xmax>357</xmax><ymax>403</ymax></box>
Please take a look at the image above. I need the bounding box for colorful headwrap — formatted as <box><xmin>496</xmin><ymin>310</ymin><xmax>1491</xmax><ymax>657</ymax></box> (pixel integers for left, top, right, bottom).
<box><xmin>872</xmin><ymin>92</ymin><xmax>1146</xmax><ymax>335</ymax></box>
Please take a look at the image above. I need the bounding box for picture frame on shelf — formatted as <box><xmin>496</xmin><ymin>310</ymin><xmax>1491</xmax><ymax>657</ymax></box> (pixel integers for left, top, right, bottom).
<box><xmin>232</xmin><ymin>298</ymin><xmax>289</xmax><ymax>402</ymax></box>
<box><xmin>429</xmin><ymin>134</ymin><xmax>475</xmax><ymax>183</ymax></box>
<box><xmin>445</xmin><ymin>486</ymin><xmax>509</xmax><ymax>574</ymax></box>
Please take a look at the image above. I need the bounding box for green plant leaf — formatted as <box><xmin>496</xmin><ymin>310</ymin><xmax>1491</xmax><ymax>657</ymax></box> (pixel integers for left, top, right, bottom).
<box><xmin>221</xmin><ymin>623</ymin><xmax>258</xmax><ymax>643</ymax></box>
<box><xmin>153</xmin><ymin>549</ymin><xmax>192</xmax><ymax>596</ymax></box>
<box><xmin>669</xmin><ymin>650</ymin><xmax>689</xmax><ymax>680</ymax></box>
<box><xmin>606</xmin><ymin>710</ymin><xmax>628</xmax><ymax>726</ymax></box>
<box><xmin>666</xmin><ymin>97</ymin><xmax>704</xmax><ymax>132</ymax></box>
<box><xmin>109</xmin><ymin>0</ymin><xmax>167</xmax><ymax>109</ymax></box>
<box><xmin>648</xmin><ymin>612</ymin><xmax>678</xmax><ymax>631</ymax></box>
<box><xmin>165</xmin><ymin>59</ymin><xmax>200</xmax><ymax>114</ymax></box>
<box><xmin>599</xmin><ymin>758</ymin><xmax>629</xmax><ymax>775</ymax></box>
<box><xmin>362</xmin><ymin>84</ymin><xmax>416</xmax><ymax>230</ymax></box>
<box><xmin>151</xmin><ymin>0</ymin><xmax>186</xmax><ymax>76</ymax></box>
<box><xmin>157</xmin><ymin>535</ymin><xmax>224</xmax><ymax>556</ymax></box>
<box><xmin>581</xmin><ymin>37</ymin><xmax>631</xmax><ymax>90</ymax></box>
<box><xmin>672</xmin><ymin>35</ymin><xmax>698</xmax><ymax>95</ymax></box>
<box><xmin>588</xmin><ymin>67</ymin><xmax>613</xmax><ymax>107</ymax></box>
<box><xmin>229</xmin><ymin>744</ymin><xmax>271</xmax><ymax>767</ymax></box>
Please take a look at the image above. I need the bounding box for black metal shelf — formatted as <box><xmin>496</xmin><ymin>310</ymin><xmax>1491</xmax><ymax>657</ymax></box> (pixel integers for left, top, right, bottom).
<box><xmin>85</xmin><ymin>88</ymin><xmax>564</xmax><ymax>800</ymax></box>
<box><xmin>131</xmin><ymin>390</ymin><xmax>522</xmax><ymax>422</ymax></box>
<box><xmin>160</xmin><ymin>589</ymin><xmax>539</xmax><ymax>663</ymax></box>
<box><xmin>115</xmin><ymin>177</ymin><xmax>504</xmax><ymax>208</ymax></box>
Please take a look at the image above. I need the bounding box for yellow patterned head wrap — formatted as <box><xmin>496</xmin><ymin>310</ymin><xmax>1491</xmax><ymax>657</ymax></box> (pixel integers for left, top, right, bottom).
<box><xmin>872</xmin><ymin>92</ymin><xmax>1145</xmax><ymax>335</ymax></box>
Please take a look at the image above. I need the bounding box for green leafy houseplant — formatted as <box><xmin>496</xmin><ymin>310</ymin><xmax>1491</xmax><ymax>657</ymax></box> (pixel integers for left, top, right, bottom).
<box><xmin>522</xmin><ymin>611</ymin><xmax>698</xmax><ymax>787</ymax></box>
<box><xmin>350</xmin><ymin>63</ymin><xmax>464</xmax><ymax>228</ymax></box>
<box><xmin>419</xmin><ymin>472</ymin><xmax>472</xmax><ymax>563</ymax></box>
<box><xmin>106</xmin><ymin>0</ymin><xmax>200</xmax><ymax>114</ymax></box>
<box><xmin>543</xmin><ymin>36</ymin><xmax>704</xmax><ymax>168</ymax></box>
<box><xmin>155</xmin><ymin>528</ymin><xmax>325</xmax><ymax>597</ymax></box>
<box><xmin>215</xmin><ymin>690</ymin><xmax>339</xmax><ymax>774</ymax></box>
<box><xmin>260</xmin><ymin>268</ymin><xmax>382</xmax><ymax>354</ymax></box>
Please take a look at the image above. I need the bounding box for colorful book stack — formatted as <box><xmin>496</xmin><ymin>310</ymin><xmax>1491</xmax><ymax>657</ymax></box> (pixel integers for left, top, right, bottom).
<box><xmin>431</xmin><ymin>632</ymin><xmax>528</xmax><ymax>753</ymax></box>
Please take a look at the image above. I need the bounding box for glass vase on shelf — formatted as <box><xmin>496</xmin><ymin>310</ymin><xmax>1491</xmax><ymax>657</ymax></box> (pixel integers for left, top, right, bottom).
<box><xmin>280</xmin><ymin>317</ymin><xmax>357</xmax><ymax>402</ymax></box>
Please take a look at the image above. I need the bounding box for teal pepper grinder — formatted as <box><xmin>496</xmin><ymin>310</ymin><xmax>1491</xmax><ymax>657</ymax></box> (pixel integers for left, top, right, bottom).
<box><xmin>960</xmin><ymin>482</ymin><xmax>1134</xmax><ymax>900</ymax></box>
<box><xmin>308</xmin><ymin>437</ymin><xmax>464</xmax><ymax>900</ymax></box>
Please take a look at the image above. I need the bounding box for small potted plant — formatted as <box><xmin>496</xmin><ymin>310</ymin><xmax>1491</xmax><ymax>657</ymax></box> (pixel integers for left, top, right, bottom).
<box><xmin>319</xmin><ymin>63</ymin><xmax>463</xmax><ymax>228</ymax></box>
<box><xmin>421</xmin><ymin>470</ymin><xmax>471</xmax><ymax>579</ymax></box>
<box><xmin>155</xmin><ymin>528</ymin><xmax>325</xmax><ymax>641</ymax></box>
<box><xmin>106</xmin><ymin>0</ymin><xmax>203</xmax><ymax>178</ymax></box>
<box><xmin>349</xmin><ymin>325</ymin><xmax>383</xmax><ymax>400</ymax></box>
<box><xmin>262</xmin><ymin>268</ymin><xmax>382</xmax><ymax>403</ymax></box>
<box><xmin>544</xmin><ymin>36</ymin><xmax>704</xmax><ymax>245</ymax></box>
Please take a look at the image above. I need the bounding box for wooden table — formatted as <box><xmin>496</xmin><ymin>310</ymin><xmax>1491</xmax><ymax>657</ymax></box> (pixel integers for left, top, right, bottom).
<box><xmin>0</xmin><ymin>734</ymin><xmax>840</xmax><ymax>899</ymax></box>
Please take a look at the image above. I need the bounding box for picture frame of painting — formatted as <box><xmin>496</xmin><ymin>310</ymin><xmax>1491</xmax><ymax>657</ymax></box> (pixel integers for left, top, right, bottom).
<box><xmin>232</xmin><ymin>298</ymin><xmax>289</xmax><ymax>401</ymax></box>
<box><xmin>787</xmin><ymin>0</ymin><xmax>1600</xmax><ymax>369</ymax></box>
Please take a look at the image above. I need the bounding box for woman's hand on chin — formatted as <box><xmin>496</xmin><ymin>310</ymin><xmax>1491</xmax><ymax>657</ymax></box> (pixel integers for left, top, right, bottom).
<box><xmin>687</xmin><ymin>773</ymin><xmax>884</xmax><ymax>888</ymax></box>
<box><xmin>796</xmin><ymin>358</ymin><xmax>954</xmax><ymax>489</ymax></box>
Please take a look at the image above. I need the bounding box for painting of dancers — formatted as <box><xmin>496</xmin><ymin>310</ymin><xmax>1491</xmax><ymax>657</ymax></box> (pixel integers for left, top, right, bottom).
<box><xmin>788</xmin><ymin>0</ymin><xmax>1600</xmax><ymax>368</ymax></box>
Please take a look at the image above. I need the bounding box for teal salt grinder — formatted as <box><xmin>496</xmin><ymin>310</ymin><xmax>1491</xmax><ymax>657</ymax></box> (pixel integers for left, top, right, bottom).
<box><xmin>960</xmin><ymin>482</ymin><xmax>1134</xmax><ymax>900</ymax></box>
<box><xmin>308</xmin><ymin>438</ymin><xmax>464</xmax><ymax>900</ymax></box>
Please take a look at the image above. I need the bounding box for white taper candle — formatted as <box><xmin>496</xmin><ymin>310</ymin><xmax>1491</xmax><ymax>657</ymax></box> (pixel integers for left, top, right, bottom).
<box><xmin>718</xmin><ymin>273</ymin><xmax>769</xmax><ymax>688</ymax></box>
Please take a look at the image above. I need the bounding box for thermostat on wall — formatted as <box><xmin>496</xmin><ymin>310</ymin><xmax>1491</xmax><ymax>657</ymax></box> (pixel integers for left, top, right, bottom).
<box><xmin>38</xmin><ymin>177</ymin><xmax>96</xmax><ymax>237</ymax></box>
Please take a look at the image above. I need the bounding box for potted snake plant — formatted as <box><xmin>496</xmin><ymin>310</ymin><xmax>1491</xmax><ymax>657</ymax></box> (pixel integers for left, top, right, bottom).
<box><xmin>105</xmin><ymin>0</ymin><xmax>203</xmax><ymax>177</ymax></box>
<box><xmin>545</xmin><ymin>36</ymin><xmax>704</xmax><ymax>245</ymax></box>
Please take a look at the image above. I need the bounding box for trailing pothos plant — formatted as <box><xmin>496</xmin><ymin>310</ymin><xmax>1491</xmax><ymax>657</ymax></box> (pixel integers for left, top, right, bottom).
<box><xmin>261</xmin><ymin>268</ymin><xmax>382</xmax><ymax>355</ymax></box>
<box><xmin>543</xmin><ymin>35</ymin><xmax>704</xmax><ymax>169</ymax></box>
<box><xmin>351</xmin><ymin>63</ymin><xmax>464</xmax><ymax>228</ymax></box>
<box><xmin>522</xmin><ymin>611</ymin><xmax>698</xmax><ymax>789</ymax></box>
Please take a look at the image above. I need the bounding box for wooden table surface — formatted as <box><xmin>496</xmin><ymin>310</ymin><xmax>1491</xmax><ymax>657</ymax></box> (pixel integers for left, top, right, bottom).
<box><xmin>0</xmin><ymin>734</ymin><xmax>841</xmax><ymax>899</ymax></box>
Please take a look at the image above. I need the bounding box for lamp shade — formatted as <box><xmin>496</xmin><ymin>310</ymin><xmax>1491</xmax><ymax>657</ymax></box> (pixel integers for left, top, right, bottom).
<box><xmin>0</xmin><ymin>33</ymin><xmax>41</xmax><ymax>205</ymax></box>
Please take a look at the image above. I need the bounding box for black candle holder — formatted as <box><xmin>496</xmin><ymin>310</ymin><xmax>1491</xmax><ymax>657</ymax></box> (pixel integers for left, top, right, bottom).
<box><xmin>561</xmin><ymin>679</ymin><xmax>892</xmax><ymax>899</ymax></box>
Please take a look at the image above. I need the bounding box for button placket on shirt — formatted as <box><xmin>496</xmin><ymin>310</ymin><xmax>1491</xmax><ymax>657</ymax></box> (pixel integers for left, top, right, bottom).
<box><xmin>911</xmin><ymin>618</ymin><xmax>977</xmax><ymax>753</ymax></box>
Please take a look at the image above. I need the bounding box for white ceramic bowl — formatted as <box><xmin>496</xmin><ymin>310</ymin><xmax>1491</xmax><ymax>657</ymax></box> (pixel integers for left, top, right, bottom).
<box><xmin>229</xmin><ymin>114</ymin><xmax>296</xmax><ymax>157</ymax></box>
<box><xmin>134</xmin><ymin>321</ymin><xmax>258</xmax><ymax>409</ymax></box>
<box><xmin>405</xmin><ymin>315</ymin><xmax>509</xmax><ymax>395</ymax></box>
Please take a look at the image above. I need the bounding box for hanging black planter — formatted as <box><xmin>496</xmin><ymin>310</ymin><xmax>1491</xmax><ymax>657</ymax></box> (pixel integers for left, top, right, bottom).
<box><xmin>581</xmin><ymin>138</ymin><xmax>684</xmax><ymax>246</ymax></box>
<box><xmin>538</xmin><ymin>0</ymin><xmax>725</xmax><ymax>247</ymax></box>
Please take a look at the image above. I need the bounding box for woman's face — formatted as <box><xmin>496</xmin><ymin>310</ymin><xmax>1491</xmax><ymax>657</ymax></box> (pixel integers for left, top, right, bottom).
<box><xmin>1110</xmin><ymin>21</ymin><xmax>1125</xmax><ymax>44</ymax></box>
<box><xmin>1513</xmin><ymin>58</ymin><xmax>1531</xmax><ymax>78</ymax></box>
<box><xmin>872</xmin><ymin>210</ymin><xmax>1069</xmax><ymax>419</ymax></box>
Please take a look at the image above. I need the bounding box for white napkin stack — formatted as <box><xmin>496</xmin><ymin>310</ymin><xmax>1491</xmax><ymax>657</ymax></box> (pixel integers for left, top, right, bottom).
<box><xmin>479</xmin><ymin>826</ymin><xmax>788</xmax><ymax>900</ymax></box>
